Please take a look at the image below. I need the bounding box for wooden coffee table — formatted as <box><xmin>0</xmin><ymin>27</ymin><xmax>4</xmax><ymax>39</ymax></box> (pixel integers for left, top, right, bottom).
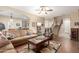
<box><xmin>27</xmin><ymin>36</ymin><xmax>51</xmax><ymax>52</ymax></box>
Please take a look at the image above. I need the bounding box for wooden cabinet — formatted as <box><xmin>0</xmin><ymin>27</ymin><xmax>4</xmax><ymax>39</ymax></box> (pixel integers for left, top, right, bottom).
<box><xmin>71</xmin><ymin>28</ymin><xmax>79</xmax><ymax>41</ymax></box>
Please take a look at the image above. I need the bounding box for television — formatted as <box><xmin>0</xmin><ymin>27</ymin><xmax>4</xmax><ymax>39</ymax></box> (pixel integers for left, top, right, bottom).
<box><xmin>0</xmin><ymin>23</ymin><xmax>5</xmax><ymax>31</ymax></box>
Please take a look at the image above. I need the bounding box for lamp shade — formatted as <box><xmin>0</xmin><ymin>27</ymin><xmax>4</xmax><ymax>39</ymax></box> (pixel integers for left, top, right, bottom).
<box><xmin>37</xmin><ymin>22</ymin><xmax>41</xmax><ymax>26</ymax></box>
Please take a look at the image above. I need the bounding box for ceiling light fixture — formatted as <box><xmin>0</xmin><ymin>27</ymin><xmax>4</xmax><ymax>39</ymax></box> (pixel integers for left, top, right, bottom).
<box><xmin>37</xmin><ymin>6</ymin><xmax>53</xmax><ymax>14</ymax></box>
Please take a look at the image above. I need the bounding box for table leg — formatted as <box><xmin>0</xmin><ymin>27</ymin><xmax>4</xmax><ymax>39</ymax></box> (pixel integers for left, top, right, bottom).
<box><xmin>28</xmin><ymin>42</ymin><xmax>30</xmax><ymax>50</ymax></box>
<box><xmin>48</xmin><ymin>40</ymin><xmax>50</xmax><ymax>46</ymax></box>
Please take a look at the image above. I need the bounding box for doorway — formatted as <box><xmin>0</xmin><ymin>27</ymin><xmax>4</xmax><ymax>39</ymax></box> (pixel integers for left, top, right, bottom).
<box><xmin>63</xmin><ymin>18</ymin><xmax>71</xmax><ymax>39</ymax></box>
<box><xmin>60</xmin><ymin>18</ymin><xmax>70</xmax><ymax>39</ymax></box>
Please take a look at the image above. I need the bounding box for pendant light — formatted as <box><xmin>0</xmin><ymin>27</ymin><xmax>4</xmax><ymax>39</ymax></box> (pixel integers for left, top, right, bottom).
<box><xmin>10</xmin><ymin>13</ymin><xmax>13</xmax><ymax>22</ymax></box>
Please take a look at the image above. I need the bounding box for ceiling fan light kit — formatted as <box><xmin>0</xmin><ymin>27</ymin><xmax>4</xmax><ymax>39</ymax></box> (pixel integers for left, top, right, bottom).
<box><xmin>37</xmin><ymin>6</ymin><xmax>53</xmax><ymax>14</ymax></box>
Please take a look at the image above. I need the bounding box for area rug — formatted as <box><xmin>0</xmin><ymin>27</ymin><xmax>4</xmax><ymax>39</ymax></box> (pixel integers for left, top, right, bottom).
<box><xmin>15</xmin><ymin>41</ymin><xmax>61</xmax><ymax>53</ymax></box>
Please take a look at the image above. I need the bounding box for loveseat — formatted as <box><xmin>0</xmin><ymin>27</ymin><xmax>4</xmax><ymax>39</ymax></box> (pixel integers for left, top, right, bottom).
<box><xmin>0</xmin><ymin>32</ymin><xmax>16</xmax><ymax>53</ymax></box>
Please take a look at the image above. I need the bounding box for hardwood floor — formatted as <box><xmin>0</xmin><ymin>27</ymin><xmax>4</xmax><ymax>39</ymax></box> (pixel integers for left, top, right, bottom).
<box><xmin>14</xmin><ymin>36</ymin><xmax>79</xmax><ymax>53</ymax></box>
<box><xmin>53</xmin><ymin>36</ymin><xmax>79</xmax><ymax>53</ymax></box>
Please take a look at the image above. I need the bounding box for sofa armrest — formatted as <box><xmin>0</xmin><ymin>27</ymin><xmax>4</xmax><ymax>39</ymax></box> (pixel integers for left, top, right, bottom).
<box><xmin>10</xmin><ymin>34</ymin><xmax>38</xmax><ymax>47</ymax></box>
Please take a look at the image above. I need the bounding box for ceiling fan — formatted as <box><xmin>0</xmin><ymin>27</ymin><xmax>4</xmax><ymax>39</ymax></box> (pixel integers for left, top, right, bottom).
<box><xmin>36</xmin><ymin>6</ymin><xmax>53</xmax><ymax>14</ymax></box>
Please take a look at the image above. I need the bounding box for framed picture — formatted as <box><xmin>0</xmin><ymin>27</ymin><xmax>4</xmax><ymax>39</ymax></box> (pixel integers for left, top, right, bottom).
<box><xmin>16</xmin><ymin>23</ymin><xmax>20</xmax><ymax>26</ymax></box>
<box><xmin>75</xmin><ymin>22</ymin><xmax>79</xmax><ymax>26</ymax></box>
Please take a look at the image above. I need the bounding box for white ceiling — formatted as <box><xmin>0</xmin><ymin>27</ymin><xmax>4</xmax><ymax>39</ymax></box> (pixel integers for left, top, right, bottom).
<box><xmin>11</xmin><ymin>6</ymin><xmax>79</xmax><ymax>17</ymax></box>
<box><xmin>0</xmin><ymin>6</ymin><xmax>79</xmax><ymax>19</ymax></box>
<box><xmin>0</xmin><ymin>7</ymin><xmax>29</xmax><ymax>20</ymax></box>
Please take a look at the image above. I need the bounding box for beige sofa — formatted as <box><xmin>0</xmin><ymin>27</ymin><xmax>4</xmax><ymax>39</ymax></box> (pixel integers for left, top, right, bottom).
<box><xmin>8</xmin><ymin>29</ymin><xmax>38</xmax><ymax>47</ymax></box>
<box><xmin>0</xmin><ymin>29</ymin><xmax>37</xmax><ymax>53</ymax></box>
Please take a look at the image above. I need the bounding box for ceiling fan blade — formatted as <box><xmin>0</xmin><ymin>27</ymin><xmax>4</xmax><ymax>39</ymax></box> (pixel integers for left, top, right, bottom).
<box><xmin>47</xmin><ymin>9</ymin><xmax>53</xmax><ymax>11</ymax></box>
<box><xmin>36</xmin><ymin>9</ymin><xmax>40</xmax><ymax>11</ymax></box>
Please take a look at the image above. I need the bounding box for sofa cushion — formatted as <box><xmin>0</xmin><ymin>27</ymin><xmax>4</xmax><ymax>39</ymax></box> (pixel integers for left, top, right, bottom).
<box><xmin>0</xmin><ymin>43</ymin><xmax>16</xmax><ymax>53</ymax></box>
<box><xmin>8</xmin><ymin>29</ymin><xmax>21</xmax><ymax>37</ymax></box>
<box><xmin>20</xmin><ymin>30</ymin><xmax>27</xmax><ymax>36</ymax></box>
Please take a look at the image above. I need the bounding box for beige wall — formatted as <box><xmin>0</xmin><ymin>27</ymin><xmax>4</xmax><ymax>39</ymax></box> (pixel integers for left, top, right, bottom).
<box><xmin>58</xmin><ymin>10</ymin><xmax>79</xmax><ymax>38</ymax></box>
<box><xmin>45</xmin><ymin>17</ymin><xmax>54</xmax><ymax>28</ymax></box>
<box><xmin>69</xmin><ymin>10</ymin><xmax>79</xmax><ymax>28</ymax></box>
<box><xmin>0</xmin><ymin>7</ymin><xmax>44</xmax><ymax>33</ymax></box>
<box><xmin>0</xmin><ymin>15</ymin><xmax>44</xmax><ymax>33</ymax></box>
<box><xmin>60</xmin><ymin>10</ymin><xmax>79</xmax><ymax>28</ymax></box>
<box><xmin>29</xmin><ymin>16</ymin><xmax>44</xmax><ymax>33</ymax></box>
<box><xmin>10</xmin><ymin>7</ymin><xmax>45</xmax><ymax>33</ymax></box>
<box><xmin>0</xmin><ymin>16</ymin><xmax>22</xmax><ymax>29</ymax></box>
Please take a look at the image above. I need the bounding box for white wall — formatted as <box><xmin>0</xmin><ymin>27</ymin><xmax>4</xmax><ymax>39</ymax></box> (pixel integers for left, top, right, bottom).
<box><xmin>44</xmin><ymin>17</ymin><xmax>54</xmax><ymax>28</ymax></box>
